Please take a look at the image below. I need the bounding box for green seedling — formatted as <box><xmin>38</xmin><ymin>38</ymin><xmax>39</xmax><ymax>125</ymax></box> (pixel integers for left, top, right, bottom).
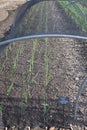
<box><xmin>45</xmin><ymin>51</ymin><xmax>51</xmax><ymax>86</ymax></box>
<box><xmin>45</xmin><ymin>1</ymin><xmax>48</xmax><ymax>33</ymax></box>
<box><xmin>7</xmin><ymin>44</ymin><xmax>24</xmax><ymax>94</ymax></box>
<box><xmin>43</xmin><ymin>96</ymin><xmax>49</xmax><ymax>114</ymax></box>
<box><xmin>9</xmin><ymin>44</ymin><xmax>24</xmax><ymax>79</ymax></box>
<box><xmin>0</xmin><ymin>102</ymin><xmax>3</xmax><ymax>113</ymax></box>
<box><xmin>22</xmin><ymin>70</ymin><xmax>39</xmax><ymax>103</ymax></box>
<box><xmin>29</xmin><ymin>39</ymin><xmax>37</xmax><ymax>74</ymax></box>
<box><xmin>22</xmin><ymin>89</ymin><xmax>29</xmax><ymax>103</ymax></box>
<box><xmin>0</xmin><ymin>46</ymin><xmax>9</xmax><ymax>75</ymax></box>
<box><xmin>44</xmin><ymin>38</ymin><xmax>51</xmax><ymax>86</ymax></box>
<box><xmin>20</xmin><ymin>103</ymin><xmax>26</xmax><ymax>116</ymax></box>
<box><xmin>7</xmin><ymin>82</ymin><xmax>14</xmax><ymax>95</ymax></box>
<box><xmin>59</xmin><ymin>0</ymin><xmax>87</xmax><ymax>31</ymax></box>
<box><xmin>36</xmin><ymin>2</ymin><xmax>44</xmax><ymax>33</ymax></box>
<box><xmin>44</xmin><ymin>2</ymin><xmax>51</xmax><ymax>86</ymax></box>
<box><xmin>43</xmin><ymin>95</ymin><xmax>50</xmax><ymax>126</ymax></box>
<box><xmin>28</xmin><ymin>70</ymin><xmax>39</xmax><ymax>85</ymax></box>
<box><xmin>19</xmin><ymin>4</ymin><xmax>40</xmax><ymax>35</ymax></box>
<box><xmin>25</xmin><ymin>39</ymin><xmax>40</xmax><ymax>103</ymax></box>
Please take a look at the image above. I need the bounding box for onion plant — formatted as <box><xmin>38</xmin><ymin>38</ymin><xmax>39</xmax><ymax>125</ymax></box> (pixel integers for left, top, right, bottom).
<box><xmin>0</xmin><ymin>45</ymin><xmax>11</xmax><ymax>75</ymax></box>
<box><xmin>43</xmin><ymin>95</ymin><xmax>50</xmax><ymax>127</ymax></box>
<box><xmin>45</xmin><ymin>1</ymin><xmax>48</xmax><ymax>33</ymax></box>
<box><xmin>44</xmin><ymin>47</ymin><xmax>51</xmax><ymax>86</ymax></box>
<box><xmin>7</xmin><ymin>44</ymin><xmax>24</xmax><ymax>95</ymax></box>
<box><xmin>0</xmin><ymin>102</ymin><xmax>3</xmax><ymax>113</ymax></box>
<box><xmin>19</xmin><ymin>3</ymin><xmax>41</xmax><ymax>35</ymax></box>
<box><xmin>21</xmin><ymin>39</ymin><xmax>38</xmax><ymax>103</ymax></box>
<box><xmin>29</xmin><ymin>39</ymin><xmax>37</xmax><ymax>74</ymax></box>
<box><xmin>36</xmin><ymin>2</ymin><xmax>44</xmax><ymax>33</ymax></box>
<box><xmin>21</xmin><ymin>3</ymin><xmax>44</xmax><ymax>103</ymax></box>
<box><xmin>18</xmin><ymin>5</ymin><xmax>36</xmax><ymax>35</ymax></box>
<box><xmin>43</xmin><ymin>95</ymin><xmax>49</xmax><ymax>114</ymax></box>
<box><xmin>59</xmin><ymin>0</ymin><xmax>87</xmax><ymax>31</ymax></box>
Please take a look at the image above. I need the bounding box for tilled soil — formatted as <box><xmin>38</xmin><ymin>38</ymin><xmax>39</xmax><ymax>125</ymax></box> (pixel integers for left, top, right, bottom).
<box><xmin>0</xmin><ymin>1</ymin><xmax>87</xmax><ymax>130</ymax></box>
<box><xmin>0</xmin><ymin>38</ymin><xmax>87</xmax><ymax>130</ymax></box>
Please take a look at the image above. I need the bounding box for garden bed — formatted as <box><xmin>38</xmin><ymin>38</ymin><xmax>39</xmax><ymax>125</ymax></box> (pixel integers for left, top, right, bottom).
<box><xmin>0</xmin><ymin>38</ymin><xmax>87</xmax><ymax>129</ymax></box>
<box><xmin>0</xmin><ymin>1</ymin><xmax>87</xmax><ymax>130</ymax></box>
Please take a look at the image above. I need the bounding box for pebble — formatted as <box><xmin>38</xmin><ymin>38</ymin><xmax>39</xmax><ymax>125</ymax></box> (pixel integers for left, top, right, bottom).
<box><xmin>75</xmin><ymin>77</ymin><xmax>79</xmax><ymax>81</ymax></box>
<box><xmin>24</xmin><ymin>126</ymin><xmax>30</xmax><ymax>130</ymax></box>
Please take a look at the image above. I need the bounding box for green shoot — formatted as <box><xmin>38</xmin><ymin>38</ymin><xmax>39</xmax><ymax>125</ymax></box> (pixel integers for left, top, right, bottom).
<box><xmin>0</xmin><ymin>102</ymin><xmax>3</xmax><ymax>113</ymax></box>
<box><xmin>36</xmin><ymin>2</ymin><xmax>44</xmax><ymax>33</ymax></box>
<box><xmin>45</xmin><ymin>51</ymin><xmax>51</xmax><ymax>86</ymax></box>
<box><xmin>7</xmin><ymin>44</ymin><xmax>24</xmax><ymax>94</ymax></box>
<box><xmin>44</xmin><ymin>38</ymin><xmax>51</xmax><ymax>86</ymax></box>
<box><xmin>22</xmin><ymin>89</ymin><xmax>29</xmax><ymax>103</ymax></box>
<box><xmin>9</xmin><ymin>44</ymin><xmax>24</xmax><ymax>79</ymax></box>
<box><xmin>28</xmin><ymin>70</ymin><xmax>39</xmax><ymax>86</ymax></box>
<box><xmin>45</xmin><ymin>1</ymin><xmax>48</xmax><ymax>33</ymax></box>
<box><xmin>7</xmin><ymin>82</ymin><xmax>14</xmax><ymax>95</ymax></box>
<box><xmin>0</xmin><ymin>46</ymin><xmax>9</xmax><ymax>75</ymax></box>
<box><xmin>29</xmin><ymin>39</ymin><xmax>37</xmax><ymax>74</ymax></box>
<box><xmin>21</xmin><ymin>103</ymin><xmax>26</xmax><ymax>116</ymax></box>
<box><xmin>19</xmin><ymin>4</ymin><xmax>39</xmax><ymax>35</ymax></box>
<box><xmin>58</xmin><ymin>0</ymin><xmax>87</xmax><ymax>31</ymax></box>
<box><xmin>43</xmin><ymin>96</ymin><xmax>49</xmax><ymax>114</ymax></box>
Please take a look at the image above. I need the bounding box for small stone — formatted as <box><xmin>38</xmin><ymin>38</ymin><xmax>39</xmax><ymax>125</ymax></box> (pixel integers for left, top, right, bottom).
<box><xmin>49</xmin><ymin>127</ymin><xmax>55</xmax><ymax>130</ymax></box>
<box><xmin>75</xmin><ymin>77</ymin><xmax>79</xmax><ymax>81</ymax></box>
<box><xmin>24</xmin><ymin>126</ymin><xmax>30</xmax><ymax>130</ymax></box>
<box><xmin>5</xmin><ymin>127</ymin><xmax>8</xmax><ymax>130</ymax></box>
<box><xmin>84</xmin><ymin>126</ymin><xmax>87</xmax><ymax>130</ymax></box>
<box><xmin>31</xmin><ymin>126</ymin><xmax>44</xmax><ymax>130</ymax></box>
<box><xmin>70</xmin><ymin>124</ymin><xmax>73</xmax><ymax>130</ymax></box>
<box><xmin>11</xmin><ymin>126</ymin><xmax>16</xmax><ymax>130</ymax></box>
<box><xmin>50</xmin><ymin>115</ymin><xmax>52</xmax><ymax>118</ymax></box>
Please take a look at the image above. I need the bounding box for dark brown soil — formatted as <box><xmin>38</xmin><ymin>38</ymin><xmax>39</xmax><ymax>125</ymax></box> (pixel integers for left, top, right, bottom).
<box><xmin>0</xmin><ymin>1</ymin><xmax>87</xmax><ymax>130</ymax></box>
<box><xmin>0</xmin><ymin>38</ymin><xmax>87</xmax><ymax>130</ymax></box>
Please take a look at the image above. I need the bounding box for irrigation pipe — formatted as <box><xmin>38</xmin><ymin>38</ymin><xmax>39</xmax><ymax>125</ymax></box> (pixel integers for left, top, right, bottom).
<box><xmin>74</xmin><ymin>76</ymin><xmax>87</xmax><ymax>120</ymax></box>
<box><xmin>0</xmin><ymin>34</ymin><xmax>87</xmax><ymax>46</ymax></box>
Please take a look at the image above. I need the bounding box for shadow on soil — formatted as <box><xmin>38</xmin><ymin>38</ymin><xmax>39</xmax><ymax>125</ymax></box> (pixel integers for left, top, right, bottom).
<box><xmin>0</xmin><ymin>95</ymin><xmax>75</xmax><ymax>129</ymax></box>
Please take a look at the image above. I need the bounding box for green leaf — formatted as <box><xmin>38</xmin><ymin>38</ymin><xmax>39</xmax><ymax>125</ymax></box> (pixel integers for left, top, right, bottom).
<box><xmin>7</xmin><ymin>82</ymin><xmax>14</xmax><ymax>95</ymax></box>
